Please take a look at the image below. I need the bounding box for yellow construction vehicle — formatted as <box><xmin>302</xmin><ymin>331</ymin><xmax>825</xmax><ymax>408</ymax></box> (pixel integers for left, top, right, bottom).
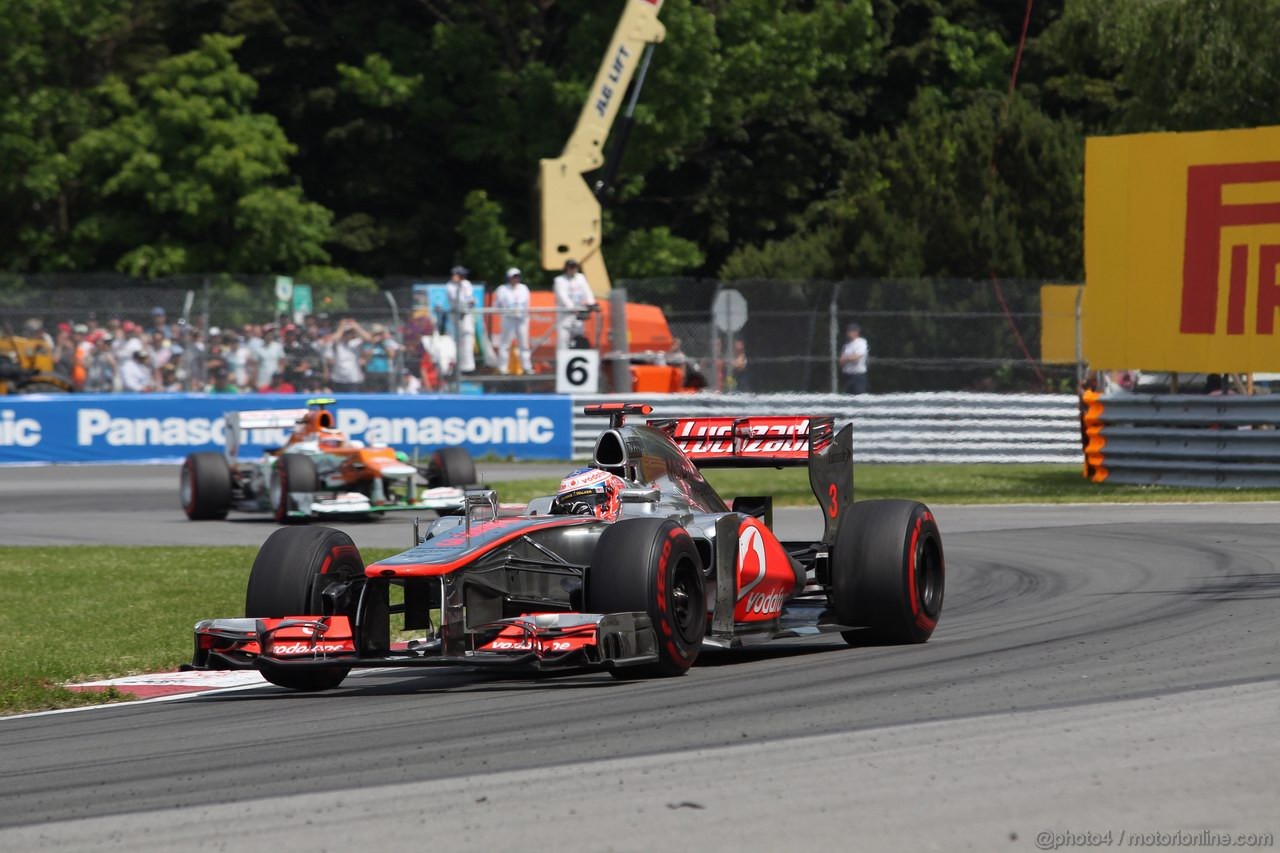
<box><xmin>538</xmin><ymin>0</ymin><xmax>666</xmax><ymax>296</ymax></box>
<box><xmin>0</xmin><ymin>334</ymin><xmax>73</xmax><ymax>394</ymax></box>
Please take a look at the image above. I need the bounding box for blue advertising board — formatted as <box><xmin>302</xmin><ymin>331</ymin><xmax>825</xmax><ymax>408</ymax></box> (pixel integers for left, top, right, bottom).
<box><xmin>0</xmin><ymin>394</ymin><xmax>573</xmax><ymax>464</ymax></box>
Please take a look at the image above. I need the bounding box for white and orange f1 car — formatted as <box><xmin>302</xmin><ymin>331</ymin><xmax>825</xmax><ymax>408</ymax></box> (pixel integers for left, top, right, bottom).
<box><xmin>180</xmin><ymin>398</ymin><xmax>475</xmax><ymax>523</ymax></box>
<box><xmin>187</xmin><ymin>403</ymin><xmax>943</xmax><ymax>690</ymax></box>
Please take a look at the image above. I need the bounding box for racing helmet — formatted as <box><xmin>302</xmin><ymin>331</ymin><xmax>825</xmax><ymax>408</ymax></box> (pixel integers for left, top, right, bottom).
<box><xmin>550</xmin><ymin>467</ymin><xmax>626</xmax><ymax>521</ymax></box>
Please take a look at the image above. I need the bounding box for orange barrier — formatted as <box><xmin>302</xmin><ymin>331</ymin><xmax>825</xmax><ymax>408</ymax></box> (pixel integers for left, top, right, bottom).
<box><xmin>1080</xmin><ymin>391</ymin><xmax>1107</xmax><ymax>482</ymax></box>
<box><xmin>630</xmin><ymin>364</ymin><xmax>685</xmax><ymax>394</ymax></box>
<box><xmin>520</xmin><ymin>292</ymin><xmax>673</xmax><ymax>364</ymax></box>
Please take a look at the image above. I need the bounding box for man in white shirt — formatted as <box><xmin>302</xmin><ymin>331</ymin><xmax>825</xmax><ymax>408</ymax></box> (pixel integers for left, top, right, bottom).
<box><xmin>253</xmin><ymin>326</ymin><xmax>285</xmax><ymax>390</ymax></box>
<box><xmin>839</xmin><ymin>323</ymin><xmax>869</xmax><ymax>395</ymax></box>
<box><xmin>119</xmin><ymin>350</ymin><xmax>156</xmax><ymax>392</ymax></box>
<box><xmin>325</xmin><ymin>318</ymin><xmax>372</xmax><ymax>392</ymax></box>
<box><xmin>493</xmin><ymin>267</ymin><xmax>532</xmax><ymax>374</ymax></box>
<box><xmin>446</xmin><ymin>266</ymin><xmax>477</xmax><ymax>373</ymax></box>
<box><xmin>552</xmin><ymin>259</ymin><xmax>596</xmax><ymax>349</ymax></box>
<box><xmin>224</xmin><ymin>332</ymin><xmax>256</xmax><ymax>390</ymax></box>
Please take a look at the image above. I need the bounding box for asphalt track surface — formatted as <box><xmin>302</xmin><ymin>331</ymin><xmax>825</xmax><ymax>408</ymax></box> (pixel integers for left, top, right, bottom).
<box><xmin>1</xmin><ymin>466</ymin><xmax>1278</xmax><ymax>850</ymax></box>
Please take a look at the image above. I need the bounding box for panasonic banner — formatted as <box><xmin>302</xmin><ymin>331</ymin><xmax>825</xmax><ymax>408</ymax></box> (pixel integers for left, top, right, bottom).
<box><xmin>0</xmin><ymin>394</ymin><xmax>573</xmax><ymax>464</ymax></box>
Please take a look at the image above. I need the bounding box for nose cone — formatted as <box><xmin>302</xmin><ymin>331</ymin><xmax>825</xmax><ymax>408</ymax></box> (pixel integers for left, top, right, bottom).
<box><xmin>367</xmin><ymin>459</ymin><xmax>418</xmax><ymax>479</ymax></box>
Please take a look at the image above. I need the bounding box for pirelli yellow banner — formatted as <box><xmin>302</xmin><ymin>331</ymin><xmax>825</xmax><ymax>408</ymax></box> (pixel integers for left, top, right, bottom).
<box><xmin>1084</xmin><ymin>125</ymin><xmax>1280</xmax><ymax>372</ymax></box>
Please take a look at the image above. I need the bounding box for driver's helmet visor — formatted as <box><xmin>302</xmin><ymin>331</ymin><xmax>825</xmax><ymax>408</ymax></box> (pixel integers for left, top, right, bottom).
<box><xmin>552</xmin><ymin>486</ymin><xmax>608</xmax><ymax>516</ymax></box>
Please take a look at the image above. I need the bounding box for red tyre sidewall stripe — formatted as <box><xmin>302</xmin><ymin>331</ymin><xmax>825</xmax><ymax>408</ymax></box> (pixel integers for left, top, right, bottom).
<box><xmin>907</xmin><ymin>517</ymin><xmax>921</xmax><ymax>621</ymax></box>
<box><xmin>908</xmin><ymin>513</ymin><xmax>938</xmax><ymax>632</ymax></box>
<box><xmin>331</xmin><ymin>544</ymin><xmax>360</xmax><ymax>567</ymax></box>
<box><xmin>658</xmin><ymin>526</ymin><xmax>692</xmax><ymax>663</ymax></box>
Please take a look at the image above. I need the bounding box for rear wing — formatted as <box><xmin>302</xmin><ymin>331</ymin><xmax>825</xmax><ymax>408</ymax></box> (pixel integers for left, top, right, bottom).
<box><xmin>650</xmin><ymin>416</ymin><xmax>830</xmax><ymax>468</ymax></box>
<box><xmin>225</xmin><ymin>409</ymin><xmax>307</xmax><ymax>460</ymax></box>
<box><xmin>651</xmin><ymin>415</ymin><xmax>853</xmax><ymax>545</ymax></box>
<box><xmin>228</xmin><ymin>409</ymin><xmax>309</xmax><ymax>431</ymax></box>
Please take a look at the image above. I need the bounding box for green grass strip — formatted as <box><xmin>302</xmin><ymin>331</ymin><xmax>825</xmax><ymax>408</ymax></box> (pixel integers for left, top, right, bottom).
<box><xmin>0</xmin><ymin>545</ymin><xmax>399</xmax><ymax>716</ymax></box>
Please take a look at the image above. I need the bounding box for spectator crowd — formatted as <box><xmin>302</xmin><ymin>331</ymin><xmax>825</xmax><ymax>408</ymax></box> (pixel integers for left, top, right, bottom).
<box><xmin>29</xmin><ymin>308</ymin><xmax>409</xmax><ymax>395</ymax></box>
<box><xmin>16</xmin><ymin>262</ymin><xmax>855</xmax><ymax>396</ymax></box>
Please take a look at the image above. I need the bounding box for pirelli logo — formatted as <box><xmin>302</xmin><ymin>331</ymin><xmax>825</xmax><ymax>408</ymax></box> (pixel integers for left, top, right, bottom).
<box><xmin>1084</xmin><ymin>125</ymin><xmax>1280</xmax><ymax>373</ymax></box>
<box><xmin>1181</xmin><ymin>161</ymin><xmax>1280</xmax><ymax>335</ymax></box>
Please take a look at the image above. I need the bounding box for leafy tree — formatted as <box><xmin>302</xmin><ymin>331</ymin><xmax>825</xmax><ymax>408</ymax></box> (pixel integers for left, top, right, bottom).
<box><xmin>456</xmin><ymin>189</ymin><xmax>515</xmax><ymax>287</ymax></box>
<box><xmin>0</xmin><ymin>0</ymin><xmax>167</xmax><ymax>271</ymax></box>
<box><xmin>69</xmin><ymin>33</ymin><xmax>334</xmax><ymax>275</ymax></box>
<box><xmin>1030</xmin><ymin>0</ymin><xmax>1280</xmax><ymax>135</ymax></box>
<box><xmin>609</xmin><ymin>225</ymin><xmax>705</xmax><ymax>280</ymax></box>
<box><xmin>718</xmin><ymin>226</ymin><xmax>843</xmax><ymax>281</ymax></box>
<box><xmin>1117</xmin><ymin>0</ymin><xmax>1280</xmax><ymax>133</ymax></box>
<box><xmin>6</xmin><ymin>0</ymin><xmax>1279</xmax><ymax>293</ymax></box>
<box><xmin>645</xmin><ymin>0</ymin><xmax>882</xmax><ymax>269</ymax></box>
<box><xmin>721</xmin><ymin>92</ymin><xmax>1083</xmax><ymax>281</ymax></box>
<box><xmin>207</xmin><ymin>0</ymin><xmax>720</xmax><ymax>276</ymax></box>
<box><xmin>1024</xmin><ymin>0</ymin><xmax>1137</xmax><ymax>132</ymax></box>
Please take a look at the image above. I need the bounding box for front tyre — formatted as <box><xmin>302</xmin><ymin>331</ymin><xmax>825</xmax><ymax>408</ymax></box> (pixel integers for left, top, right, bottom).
<box><xmin>271</xmin><ymin>454</ymin><xmax>318</xmax><ymax>524</ymax></box>
<box><xmin>586</xmin><ymin>517</ymin><xmax>706</xmax><ymax>678</ymax></box>
<box><xmin>244</xmin><ymin>526</ymin><xmax>364</xmax><ymax>691</ymax></box>
<box><xmin>831</xmin><ymin>500</ymin><xmax>944</xmax><ymax>645</ymax></box>
<box><xmin>428</xmin><ymin>446</ymin><xmax>476</xmax><ymax>488</ymax></box>
<box><xmin>180</xmin><ymin>452</ymin><xmax>232</xmax><ymax>520</ymax></box>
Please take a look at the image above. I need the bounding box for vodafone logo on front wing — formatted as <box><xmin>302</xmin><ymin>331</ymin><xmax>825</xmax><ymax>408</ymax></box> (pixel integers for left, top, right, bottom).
<box><xmin>270</xmin><ymin>642</ymin><xmax>349</xmax><ymax>655</ymax></box>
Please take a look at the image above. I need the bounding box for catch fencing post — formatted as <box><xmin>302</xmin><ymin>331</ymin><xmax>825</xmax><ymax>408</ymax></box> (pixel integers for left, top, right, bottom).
<box><xmin>609</xmin><ymin>287</ymin><xmax>632</xmax><ymax>392</ymax></box>
<box><xmin>829</xmin><ymin>284</ymin><xmax>840</xmax><ymax>394</ymax></box>
<box><xmin>384</xmin><ymin>290</ymin><xmax>404</xmax><ymax>393</ymax></box>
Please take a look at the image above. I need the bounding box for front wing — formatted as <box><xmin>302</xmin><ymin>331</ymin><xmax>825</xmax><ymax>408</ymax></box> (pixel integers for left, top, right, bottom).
<box><xmin>288</xmin><ymin>487</ymin><xmax>466</xmax><ymax>518</ymax></box>
<box><xmin>188</xmin><ymin>612</ymin><xmax>660</xmax><ymax>674</ymax></box>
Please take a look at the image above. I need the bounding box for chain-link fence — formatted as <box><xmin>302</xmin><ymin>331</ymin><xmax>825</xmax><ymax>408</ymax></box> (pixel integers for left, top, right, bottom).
<box><xmin>621</xmin><ymin>277</ymin><xmax>1078</xmax><ymax>394</ymax></box>
<box><xmin>0</xmin><ymin>273</ymin><xmax>417</xmax><ymax>329</ymax></box>
<box><xmin>1</xmin><ymin>273</ymin><xmax>1078</xmax><ymax>394</ymax></box>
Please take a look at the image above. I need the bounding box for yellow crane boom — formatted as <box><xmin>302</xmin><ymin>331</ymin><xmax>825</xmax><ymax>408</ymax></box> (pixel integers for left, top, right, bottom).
<box><xmin>538</xmin><ymin>0</ymin><xmax>665</xmax><ymax>296</ymax></box>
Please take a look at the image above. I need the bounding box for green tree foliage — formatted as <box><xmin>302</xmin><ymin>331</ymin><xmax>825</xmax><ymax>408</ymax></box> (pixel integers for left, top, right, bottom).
<box><xmin>1032</xmin><ymin>0</ymin><xmax>1280</xmax><ymax>135</ymax></box>
<box><xmin>3</xmin><ymin>0</ymin><xmax>1278</xmax><ymax>286</ymax></box>
<box><xmin>722</xmin><ymin>92</ymin><xmax>1083</xmax><ymax>280</ymax></box>
<box><xmin>610</xmin><ymin>226</ymin><xmax>705</xmax><ymax>280</ymax></box>
<box><xmin>456</xmin><ymin>189</ymin><xmax>515</xmax><ymax>287</ymax></box>
<box><xmin>1115</xmin><ymin>0</ymin><xmax>1280</xmax><ymax>133</ymax></box>
<box><xmin>0</xmin><ymin>0</ymin><xmax>166</xmax><ymax>271</ymax></box>
<box><xmin>648</xmin><ymin>0</ymin><xmax>882</xmax><ymax>266</ymax></box>
<box><xmin>70</xmin><ymin>34</ymin><xmax>333</xmax><ymax>275</ymax></box>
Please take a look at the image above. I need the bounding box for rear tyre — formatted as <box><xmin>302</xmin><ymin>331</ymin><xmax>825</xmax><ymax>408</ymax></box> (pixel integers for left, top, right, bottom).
<box><xmin>428</xmin><ymin>446</ymin><xmax>476</xmax><ymax>488</ymax></box>
<box><xmin>180</xmin><ymin>452</ymin><xmax>232</xmax><ymax>520</ymax></box>
<box><xmin>586</xmin><ymin>517</ymin><xmax>706</xmax><ymax>678</ymax></box>
<box><xmin>245</xmin><ymin>526</ymin><xmax>363</xmax><ymax>691</ymax></box>
<box><xmin>831</xmin><ymin>500</ymin><xmax>944</xmax><ymax>645</ymax></box>
<box><xmin>271</xmin><ymin>454</ymin><xmax>318</xmax><ymax>524</ymax></box>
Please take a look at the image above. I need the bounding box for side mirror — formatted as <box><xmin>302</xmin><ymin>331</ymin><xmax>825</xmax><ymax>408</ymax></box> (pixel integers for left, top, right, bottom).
<box><xmin>463</xmin><ymin>489</ymin><xmax>499</xmax><ymax>533</ymax></box>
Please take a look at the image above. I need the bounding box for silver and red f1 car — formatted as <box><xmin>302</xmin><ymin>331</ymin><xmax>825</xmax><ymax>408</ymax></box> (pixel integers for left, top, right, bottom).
<box><xmin>187</xmin><ymin>403</ymin><xmax>944</xmax><ymax>690</ymax></box>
